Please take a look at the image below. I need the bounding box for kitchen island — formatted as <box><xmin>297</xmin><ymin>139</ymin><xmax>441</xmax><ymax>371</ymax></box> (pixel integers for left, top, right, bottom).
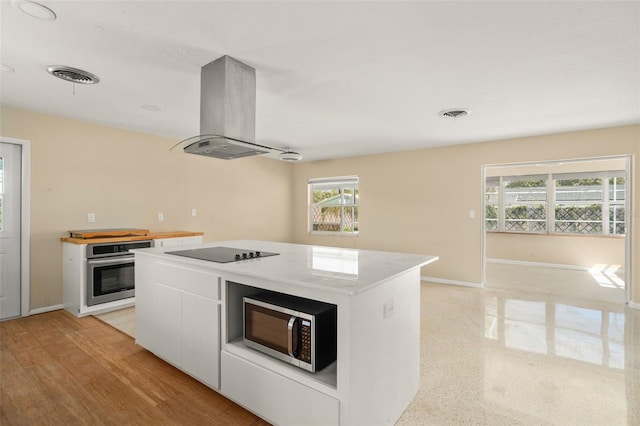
<box><xmin>134</xmin><ymin>240</ymin><xmax>437</xmax><ymax>426</ymax></box>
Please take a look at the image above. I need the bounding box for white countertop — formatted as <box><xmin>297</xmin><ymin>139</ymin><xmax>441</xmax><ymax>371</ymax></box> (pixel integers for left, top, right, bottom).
<box><xmin>134</xmin><ymin>240</ymin><xmax>438</xmax><ymax>295</ymax></box>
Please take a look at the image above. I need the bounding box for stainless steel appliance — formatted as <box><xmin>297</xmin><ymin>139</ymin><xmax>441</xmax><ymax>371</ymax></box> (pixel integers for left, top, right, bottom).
<box><xmin>86</xmin><ymin>240</ymin><xmax>152</xmax><ymax>306</ymax></box>
<box><xmin>244</xmin><ymin>291</ymin><xmax>337</xmax><ymax>372</ymax></box>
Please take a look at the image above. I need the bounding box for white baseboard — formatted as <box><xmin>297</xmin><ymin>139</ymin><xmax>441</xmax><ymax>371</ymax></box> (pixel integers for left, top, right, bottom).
<box><xmin>29</xmin><ymin>304</ymin><xmax>64</xmax><ymax>316</ymax></box>
<box><xmin>628</xmin><ymin>301</ymin><xmax>640</xmax><ymax>310</ymax></box>
<box><xmin>421</xmin><ymin>276</ymin><xmax>483</xmax><ymax>288</ymax></box>
<box><xmin>486</xmin><ymin>258</ymin><xmax>625</xmax><ymax>274</ymax></box>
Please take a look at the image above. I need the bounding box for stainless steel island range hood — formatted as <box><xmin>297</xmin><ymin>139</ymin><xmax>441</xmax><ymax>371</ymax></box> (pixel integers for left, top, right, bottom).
<box><xmin>172</xmin><ymin>55</ymin><xmax>277</xmax><ymax>160</ymax></box>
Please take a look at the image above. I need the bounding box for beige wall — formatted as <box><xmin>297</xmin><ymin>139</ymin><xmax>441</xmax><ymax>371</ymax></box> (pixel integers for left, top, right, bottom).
<box><xmin>2</xmin><ymin>104</ymin><xmax>638</xmax><ymax>308</ymax></box>
<box><xmin>486</xmin><ymin>233</ymin><xmax>625</xmax><ymax>268</ymax></box>
<box><xmin>291</xmin><ymin>125</ymin><xmax>639</xmax><ymax>303</ymax></box>
<box><xmin>1</xmin><ymin>106</ymin><xmax>293</xmax><ymax>310</ymax></box>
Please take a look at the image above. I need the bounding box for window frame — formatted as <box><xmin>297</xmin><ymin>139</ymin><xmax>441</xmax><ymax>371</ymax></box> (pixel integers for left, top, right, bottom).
<box><xmin>308</xmin><ymin>176</ymin><xmax>359</xmax><ymax>236</ymax></box>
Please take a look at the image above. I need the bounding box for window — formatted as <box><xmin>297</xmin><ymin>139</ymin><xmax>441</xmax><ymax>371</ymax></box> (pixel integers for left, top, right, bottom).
<box><xmin>309</xmin><ymin>176</ymin><xmax>359</xmax><ymax>235</ymax></box>
<box><xmin>503</xmin><ymin>175</ymin><xmax>547</xmax><ymax>233</ymax></box>
<box><xmin>485</xmin><ymin>177</ymin><xmax>499</xmax><ymax>231</ymax></box>
<box><xmin>485</xmin><ymin>171</ymin><xmax>625</xmax><ymax>236</ymax></box>
<box><xmin>554</xmin><ymin>176</ymin><xmax>604</xmax><ymax>234</ymax></box>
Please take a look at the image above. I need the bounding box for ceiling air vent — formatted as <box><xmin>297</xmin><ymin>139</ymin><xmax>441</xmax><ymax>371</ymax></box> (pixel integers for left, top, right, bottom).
<box><xmin>47</xmin><ymin>65</ymin><xmax>100</xmax><ymax>84</ymax></box>
<box><xmin>438</xmin><ymin>108</ymin><xmax>471</xmax><ymax>119</ymax></box>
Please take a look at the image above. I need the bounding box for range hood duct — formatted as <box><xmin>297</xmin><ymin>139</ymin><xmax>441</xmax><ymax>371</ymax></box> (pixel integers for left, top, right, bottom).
<box><xmin>173</xmin><ymin>55</ymin><xmax>274</xmax><ymax>160</ymax></box>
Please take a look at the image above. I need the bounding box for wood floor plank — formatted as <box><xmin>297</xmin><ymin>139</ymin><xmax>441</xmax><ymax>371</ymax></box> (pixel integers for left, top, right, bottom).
<box><xmin>0</xmin><ymin>310</ymin><xmax>268</xmax><ymax>425</ymax></box>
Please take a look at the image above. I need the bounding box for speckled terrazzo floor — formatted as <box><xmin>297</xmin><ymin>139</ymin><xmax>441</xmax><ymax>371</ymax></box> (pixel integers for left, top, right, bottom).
<box><xmin>399</xmin><ymin>265</ymin><xmax>638</xmax><ymax>425</ymax></box>
<box><xmin>95</xmin><ymin>265</ymin><xmax>639</xmax><ymax>425</ymax></box>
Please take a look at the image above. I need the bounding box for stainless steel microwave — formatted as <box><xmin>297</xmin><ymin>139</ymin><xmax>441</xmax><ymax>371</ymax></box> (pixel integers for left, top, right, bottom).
<box><xmin>243</xmin><ymin>292</ymin><xmax>337</xmax><ymax>372</ymax></box>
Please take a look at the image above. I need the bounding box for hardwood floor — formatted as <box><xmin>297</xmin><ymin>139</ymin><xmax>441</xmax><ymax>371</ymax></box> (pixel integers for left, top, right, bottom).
<box><xmin>0</xmin><ymin>310</ymin><xmax>269</xmax><ymax>425</ymax></box>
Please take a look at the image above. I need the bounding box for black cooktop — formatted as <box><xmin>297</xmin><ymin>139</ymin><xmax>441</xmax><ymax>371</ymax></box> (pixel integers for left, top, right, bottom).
<box><xmin>166</xmin><ymin>246</ymin><xmax>279</xmax><ymax>263</ymax></box>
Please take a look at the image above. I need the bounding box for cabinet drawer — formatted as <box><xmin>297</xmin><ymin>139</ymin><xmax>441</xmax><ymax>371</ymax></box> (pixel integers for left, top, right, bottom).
<box><xmin>156</xmin><ymin>262</ymin><xmax>220</xmax><ymax>300</ymax></box>
<box><xmin>221</xmin><ymin>351</ymin><xmax>339</xmax><ymax>426</ymax></box>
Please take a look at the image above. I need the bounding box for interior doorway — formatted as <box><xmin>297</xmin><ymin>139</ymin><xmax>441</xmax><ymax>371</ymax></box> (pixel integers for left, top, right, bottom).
<box><xmin>0</xmin><ymin>137</ymin><xmax>30</xmax><ymax>319</ymax></box>
<box><xmin>482</xmin><ymin>155</ymin><xmax>632</xmax><ymax>305</ymax></box>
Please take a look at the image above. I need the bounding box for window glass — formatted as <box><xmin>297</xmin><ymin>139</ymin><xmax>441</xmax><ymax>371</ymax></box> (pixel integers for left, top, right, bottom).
<box><xmin>503</xmin><ymin>177</ymin><xmax>546</xmax><ymax>232</ymax></box>
<box><xmin>555</xmin><ymin>178</ymin><xmax>603</xmax><ymax>202</ymax></box>
<box><xmin>485</xmin><ymin>177</ymin><xmax>499</xmax><ymax>231</ymax></box>
<box><xmin>609</xmin><ymin>177</ymin><xmax>626</xmax><ymax>235</ymax></box>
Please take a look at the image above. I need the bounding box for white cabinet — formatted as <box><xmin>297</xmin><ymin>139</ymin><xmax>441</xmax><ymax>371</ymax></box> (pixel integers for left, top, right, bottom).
<box><xmin>182</xmin><ymin>292</ymin><xmax>220</xmax><ymax>387</ymax></box>
<box><xmin>154</xmin><ymin>236</ymin><xmax>203</xmax><ymax>248</ymax></box>
<box><xmin>135</xmin><ymin>241</ymin><xmax>430</xmax><ymax>426</ymax></box>
<box><xmin>63</xmin><ymin>242</ymin><xmax>135</xmax><ymax>317</ymax></box>
<box><xmin>221</xmin><ymin>351</ymin><xmax>339</xmax><ymax>426</ymax></box>
<box><xmin>153</xmin><ymin>283</ymin><xmax>182</xmax><ymax>366</ymax></box>
<box><xmin>136</xmin><ymin>257</ymin><xmax>221</xmax><ymax>390</ymax></box>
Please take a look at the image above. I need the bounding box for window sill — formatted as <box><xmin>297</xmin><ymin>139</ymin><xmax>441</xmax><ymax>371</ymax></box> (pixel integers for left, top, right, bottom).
<box><xmin>309</xmin><ymin>232</ymin><xmax>359</xmax><ymax>237</ymax></box>
<box><xmin>486</xmin><ymin>231</ymin><xmax>625</xmax><ymax>239</ymax></box>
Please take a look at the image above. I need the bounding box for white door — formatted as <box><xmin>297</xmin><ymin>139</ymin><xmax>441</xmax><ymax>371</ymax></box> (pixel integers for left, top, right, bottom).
<box><xmin>0</xmin><ymin>142</ymin><xmax>21</xmax><ymax>319</ymax></box>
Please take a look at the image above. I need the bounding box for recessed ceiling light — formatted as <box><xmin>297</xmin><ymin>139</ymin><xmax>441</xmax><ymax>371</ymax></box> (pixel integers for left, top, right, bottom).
<box><xmin>1</xmin><ymin>64</ymin><xmax>16</xmax><ymax>73</ymax></box>
<box><xmin>141</xmin><ymin>104</ymin><xmax>162</xmax><ymax>112</ymax></box>
<box><xmin>12</xmin><ymin>0</ymin><xmax>56</xmax><ymax>21</ymax></box>
<box><xmin>438</xmin><ymin>108</ymin><xmax>472</xmax><ymax>119</ymax></box>
<box><xmin>47</xmin><ymin>65</ymin><xmax>100</xmax><ymax>84</ymax></box>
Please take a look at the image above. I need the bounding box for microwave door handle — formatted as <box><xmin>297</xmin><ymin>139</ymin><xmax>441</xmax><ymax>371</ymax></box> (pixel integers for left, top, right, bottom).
<box><xmin>287</xmin><ymin>316</ymin><xmax>297</xmax><ymax>357</ymax></box>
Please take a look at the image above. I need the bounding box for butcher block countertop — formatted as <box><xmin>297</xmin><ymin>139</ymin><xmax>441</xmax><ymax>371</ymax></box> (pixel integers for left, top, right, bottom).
<box><xmin>60</xmin><ymin>231</ymin><xmax>204</xmax><ymax>245</ymax></box>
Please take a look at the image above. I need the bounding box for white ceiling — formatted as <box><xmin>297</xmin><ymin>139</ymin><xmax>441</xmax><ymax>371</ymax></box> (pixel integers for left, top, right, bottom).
<box><xmin>1</xmin><ymin>1</ymin><xmax>639</xmax><ymax>162</ymax></box>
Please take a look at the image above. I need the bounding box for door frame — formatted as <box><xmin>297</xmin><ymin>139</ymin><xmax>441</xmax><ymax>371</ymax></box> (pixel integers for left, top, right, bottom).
<box><xmin>1</xmin><ymin>136</ymin><xmax>30</xmax><ymax>317</ymax></box>
<box><xmin>481</xmin><ymin>154</ymin><xmax>633</xmax><ymax>305</ymax></box>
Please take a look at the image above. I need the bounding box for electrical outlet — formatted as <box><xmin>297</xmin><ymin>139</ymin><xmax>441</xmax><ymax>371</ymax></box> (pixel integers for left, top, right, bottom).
<box><xmin>88</xmin><ymin>213</ymin><xmax>96</xmax><ymax>223</ymax></box>
<box><xmin>191</xmin><ymin>208</ymin><xmax>197</xmax><ymax>217</ymax></box>
<box><xmin>469</xmin><ymin>210</ymin><xmax>476</xmax><ymax>219</ymax></box>
<box><xmin>383</xmin><ymin>299</ymin><xmax>394</xmax><ymax>319</ymax></box>
<box><xmin>157</xmin><ymin>213</ymin><xmax>164</xmax><ymax>222</ymax></box>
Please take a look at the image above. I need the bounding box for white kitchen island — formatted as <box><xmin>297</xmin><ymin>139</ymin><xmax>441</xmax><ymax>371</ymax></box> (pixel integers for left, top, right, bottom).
<box><xmin>134</xmin><ymin>240</ymin><xmax>437</xmax><ymax>426</ymax></box>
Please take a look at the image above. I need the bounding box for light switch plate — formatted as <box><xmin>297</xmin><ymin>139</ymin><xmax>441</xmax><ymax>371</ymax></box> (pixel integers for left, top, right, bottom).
<box><xmin>88</xmin><ymin>213</ymin><xmax>95</xmax><ymax>223</ymax></box>
<box><xmin>383</xmin><ymin>299</ymin><xmax>394</xmax><ymax>318</ymax></box>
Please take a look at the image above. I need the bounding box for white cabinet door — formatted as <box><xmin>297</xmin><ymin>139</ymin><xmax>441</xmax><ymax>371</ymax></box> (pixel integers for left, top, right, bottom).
<box><xmin>153</xmin><ymin>283</ymin><xmax>182</xmax><ymax>367</ymax></box>
<box><xmin>221</xmin><ymin>351</ymin><xmax>340</xmax><ymax>426</ymax></box>
<box><xmin>182</xmin><ymin>293</ymin><xmax>220</xmax><ymax>389</ymax></box>
<box><xmin>134</xmin><ymin>257</ymin><xmax>152</xmax><ymax>348</ymax></box>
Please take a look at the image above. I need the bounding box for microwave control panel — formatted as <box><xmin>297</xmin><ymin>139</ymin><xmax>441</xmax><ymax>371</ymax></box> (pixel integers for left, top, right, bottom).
<box><xmin>299</xmin><ymin>319</ymin><xmax>312</xmax><ymax>363</ymax></box>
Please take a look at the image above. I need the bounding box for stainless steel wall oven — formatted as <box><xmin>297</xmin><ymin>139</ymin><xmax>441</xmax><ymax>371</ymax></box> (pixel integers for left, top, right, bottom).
<box><xmin>86</xmin><ymin>240</ymin><xmax>152</xmax><ymax>306</ymax></box>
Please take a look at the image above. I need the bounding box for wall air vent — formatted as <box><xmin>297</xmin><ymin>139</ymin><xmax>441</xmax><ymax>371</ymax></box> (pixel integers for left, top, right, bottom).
<box><xmin>47</xmin><ymin>65</ymin><xmax>100</xmax><ymax>84</ymax></box>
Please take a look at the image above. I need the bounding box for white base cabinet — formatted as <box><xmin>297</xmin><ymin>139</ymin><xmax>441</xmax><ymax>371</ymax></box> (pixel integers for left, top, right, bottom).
<box><xmin>62</xmin><ymin>242</ymin><xmax>135</xmax><ymax>317</ymax></box>
<box><xmin>136</xmin><ymin>257</ymin><xmax>221</xmax><ymax>389</ymax></box>
<box><xmin>154</xmin><ymin>236</ymin><xmax>203</xmax><ymax>248</ymax></box>
<box><xmin>221</xmin><ymin>351</ymin><xmax>340</xmax><ymax>426</ymax></box>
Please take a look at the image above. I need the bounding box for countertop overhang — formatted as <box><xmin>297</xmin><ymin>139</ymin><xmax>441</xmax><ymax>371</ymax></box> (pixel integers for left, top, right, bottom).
<box><xmin>134</xmin><ymin>240</ymin><xmax>438</xmax><ymax>295</ymax></box>
<box><xmin>61</xmin><ymin>231</ymin><xmax>204</xmax><ymax>245</ymax></box>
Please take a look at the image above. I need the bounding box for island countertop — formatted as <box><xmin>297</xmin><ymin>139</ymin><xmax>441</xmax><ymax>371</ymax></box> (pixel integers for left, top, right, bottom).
<box><xmin>133</xmin><ymin>240</ymin><xmax>438</xmax><ymax>295</ymax></box>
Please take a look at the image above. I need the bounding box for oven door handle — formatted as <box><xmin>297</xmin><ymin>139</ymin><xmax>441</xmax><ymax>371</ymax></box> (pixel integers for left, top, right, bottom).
<box><xmin>87</xmin><ymin>256</ymin><xmax>135</xmax><ymax>266</ymax></box>
<box><xmin>287</xmin><ymin>316</ymin><xmax>298</xmax><ymax>357</ymax></box>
